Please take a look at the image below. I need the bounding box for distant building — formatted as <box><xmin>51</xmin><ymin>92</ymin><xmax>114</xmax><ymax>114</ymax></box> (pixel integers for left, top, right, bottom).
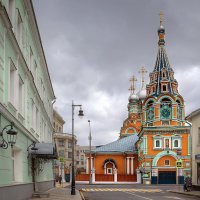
<box><xmin>76</xmin><ymin>145</ymin><xmax>95</xmax><ymax>174</ymax></box>
<box><xmin>0</xmin><ymin>1</ymin><xmax>56</xmax><ymax>199</ymax></box>
<box><xmin>53</xmin><ymin>109</ymin><xmax>65</xmax><ymax>133</ymax></box>
<box><xmin>53</xmin><ymin>110</ymin><xmax>79</xmax><ymax>181</ymax></box>
<box><xmin>186</xmin><ymin>108</ymin><xmax>200</xmax><ymax>186</ymax></box>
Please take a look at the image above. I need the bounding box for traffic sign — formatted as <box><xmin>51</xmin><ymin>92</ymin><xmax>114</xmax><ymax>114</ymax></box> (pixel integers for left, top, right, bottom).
<box><xmin>59</xmin><ymin>157</ymin><xmax>65</xmax><ymax>163</ymax></box>
<box><xmin>176</xmin><ymin>159</ymin><xmax>183</xmax><ymax>168</ymax></box>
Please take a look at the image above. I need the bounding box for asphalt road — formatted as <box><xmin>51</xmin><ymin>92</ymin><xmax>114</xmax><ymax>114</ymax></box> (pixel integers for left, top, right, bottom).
<box><xmin>76</xmin><ymin>184</ymin><xmax>199</xmax><ymax>200</ymax></box>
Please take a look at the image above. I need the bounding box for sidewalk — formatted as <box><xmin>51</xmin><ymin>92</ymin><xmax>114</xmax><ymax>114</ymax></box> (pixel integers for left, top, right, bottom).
<box><xmin>169</xmin><ymin>188</ymin><xmax>200</xmax><ymax>198</ymax></box>
<box><xmin>30</xmin><ymin>182</ymin><xmax>82</xmax><ymax>200</ymax></box>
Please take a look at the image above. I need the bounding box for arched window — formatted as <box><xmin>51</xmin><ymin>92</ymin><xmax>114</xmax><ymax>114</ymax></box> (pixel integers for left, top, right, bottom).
<box><xmin>156</xmin><ymin>140</ymin><xmax>160</xmax><ymax>147</ymax></box>
<box><xmin>147</xmin><ymin>100</ymin><xmax>154</xmax><ymax>122</ymax></box>
<box><xmin>160</xmin><ymin>98</ymin><xmax>171</xmax><ymax>120</ymax></box>
<box><xmin>176</xmin><ymin>100</ymin><xmax>182</xmax><ymax>120</ymax></box>
<box><xmin>174</xmin><ymin>140</ymin><xmax>179</xmax><ymax>148</ymax></box>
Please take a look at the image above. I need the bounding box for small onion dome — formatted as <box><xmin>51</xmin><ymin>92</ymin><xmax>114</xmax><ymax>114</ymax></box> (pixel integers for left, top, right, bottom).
<box><xmin>158</xmin><ymin>25</ymin><xmax>165</xmax><ymax>34</ymax></box>
<box><xmin>129</xmin><ymin>93</ymin><xmax>139</xmax><ymax>102</ymax></box>
<box><xmin>137</xmin><ymin>89</ymin><xmax>147</xmax><ymax>100</ymax></box>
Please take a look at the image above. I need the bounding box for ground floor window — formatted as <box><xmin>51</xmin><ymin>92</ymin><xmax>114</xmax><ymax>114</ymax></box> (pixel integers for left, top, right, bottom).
<box><xmin>197</xmin><ymin>163</ymin><xmax>200</xmax><ymax>185</ymax></box>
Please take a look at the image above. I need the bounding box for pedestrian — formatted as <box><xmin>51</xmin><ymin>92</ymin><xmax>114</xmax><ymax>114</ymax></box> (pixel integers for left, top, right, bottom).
<box><xmin>58</xmin><ymin>175</ymin><xmax>62</xmax><ymax>185</ymax></box>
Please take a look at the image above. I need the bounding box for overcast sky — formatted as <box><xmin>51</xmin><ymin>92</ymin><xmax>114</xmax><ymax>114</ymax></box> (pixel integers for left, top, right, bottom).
<box><xmin>33</xmin><ymin>0</ymin><xmax>200</xmax><ymax>146</ymax></box>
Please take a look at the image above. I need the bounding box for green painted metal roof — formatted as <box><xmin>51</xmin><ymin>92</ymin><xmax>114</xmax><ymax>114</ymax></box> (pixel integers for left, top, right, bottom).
<box><xmin>93</xmin><ymin>134</ymin><xmax>138</xmax><ymax>153</ymax></box>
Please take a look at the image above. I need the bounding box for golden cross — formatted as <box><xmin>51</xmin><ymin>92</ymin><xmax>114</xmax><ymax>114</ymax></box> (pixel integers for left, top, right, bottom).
<box><xmin>139</xmin><ymin>67</ymin><xmax>147</xmax><ymax>89</ymax></box>
<box><xmin>159</xmin><ymin>11</ymin><xmax>164</xmax><ymax>26</ymax></box>
<box><xmin>129</xmin><ymin>75</ymin><xmax>137</xmax><ymax>94</ymax></box>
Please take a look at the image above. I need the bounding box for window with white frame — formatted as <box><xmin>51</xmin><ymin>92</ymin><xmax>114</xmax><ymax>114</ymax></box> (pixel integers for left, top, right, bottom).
<box><xmin>16</xmin><ymin>9</ymin><xmax>23</xmax><ymax>46</ymax></box>
<box><xmin>172</xmin><ymin>136</ymin><xmax>181</xmax><ymax>149</ymax></box>
<box><xmin>154</xmin><ymin>137</ymin><xmax>162</xmax><ymax>149</ymax></box>
<box><xmin>174</xmin><ymin>140</ymin><xmax>178</xmax><ymax>147</ymax></box>
<box><xmin>9</xmin><ymin>60</ymin><xmax>16</xmax><ymax>105</ymax></box>
<box><xmin>18</xmin><ymin>76</ymin><xmax>24</xmax><ymax>114</ymax></box>
<box><xmin>165</xmin><ymin>160</ymin><xmax>170</xmax><ymax>166</ymax></box>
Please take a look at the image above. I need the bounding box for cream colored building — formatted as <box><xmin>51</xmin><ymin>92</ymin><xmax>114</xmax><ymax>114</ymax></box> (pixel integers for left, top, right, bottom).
<box><xmin>76</xmin><ymin>145</ymin><xmax>95</xmax><ymax>173</ymax></box>
<box><xmin>53</xmin><ymin>109</ymin><xmax>65</xmax><ymax>133</ymax></box>
<box><xmin>187</xmin><ymin>108</ymin><xmax>200</xmax><ymax>185</ymax></box>
<box><xmin>53</xmin><ymin>109</ymin><xmax>78</xmax><ymax>181</ymax></box>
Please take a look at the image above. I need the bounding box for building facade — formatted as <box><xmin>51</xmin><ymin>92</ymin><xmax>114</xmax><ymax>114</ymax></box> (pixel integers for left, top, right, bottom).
<box><xmin>186</xmin><ymin>108</ymin><xmax>200</xmax><ymax>186</ymax></box>
<box><xmin>137</xmin><ymin>14</ymin><xmax>191</xmax><ymax>184</ymax></box>
<box><xmin>0</xmin><ymin>1</ymin><xmax>56</xmax><ymax>199</ymax></box>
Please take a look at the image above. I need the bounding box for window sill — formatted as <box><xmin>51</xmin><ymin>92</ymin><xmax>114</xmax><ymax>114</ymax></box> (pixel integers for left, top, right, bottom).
<box><xmin>153</xmin><ymin>148</ymin><xmax>163</xmax><ymax>150</ymax></box>
<box><xmin>172</xmin><ymin>147</ymin><xmax>182</xmax><ymax>150</ymax></box>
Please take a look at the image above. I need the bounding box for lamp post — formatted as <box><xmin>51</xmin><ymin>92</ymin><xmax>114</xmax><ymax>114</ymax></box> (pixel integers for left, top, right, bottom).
<box><xmin>88</xmin><ymin>120</ymin><xmax>92</xmax><ymax>184</ymax></box>
<box><xmin>0</xmin><ymin>122</ymin><xmax>18</xmax><ymax>149</ymax></box>
<box><xmin>71</xmin><ymin>101</ymin><xmax>84</xmax><ymax>195</ymax></box>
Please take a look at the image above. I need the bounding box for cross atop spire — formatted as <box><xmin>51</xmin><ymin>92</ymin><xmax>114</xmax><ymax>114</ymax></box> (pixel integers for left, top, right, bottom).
<box><xmin>159</xmin><ymin>11</ymin><xmax>164</xmax><ymax>27</ymax></box>
<box><xmin>138</xmin><ymin>67</ymin><xmax>147</xmax><ymax>89</ymax></box>
<box><xmin>129</xmin><ymin>75</ymin><xmax>137</xmax><ymax>94</ymax></box>
<box><xmin>158</xmin><ymin>11</ymin><xmax>165</xmax><ymax>46</ymax></box>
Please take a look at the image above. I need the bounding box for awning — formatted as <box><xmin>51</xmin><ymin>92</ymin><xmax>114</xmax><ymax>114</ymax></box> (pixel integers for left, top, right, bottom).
<box><xmin>28</xmin><ymin>143</ymin><xmax>57</xmax><ymax>159</ymax></box>
<box><xmin>195</xmin><ymin>154</ymin><xmax>200</xmax><ymax>160</ymax></box>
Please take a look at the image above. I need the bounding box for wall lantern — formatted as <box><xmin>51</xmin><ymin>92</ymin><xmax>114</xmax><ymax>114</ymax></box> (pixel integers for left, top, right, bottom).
<box><xmin>0</xmin><ymin>122</ymin><xmax>18</xmax><ymax>149</ymax></box>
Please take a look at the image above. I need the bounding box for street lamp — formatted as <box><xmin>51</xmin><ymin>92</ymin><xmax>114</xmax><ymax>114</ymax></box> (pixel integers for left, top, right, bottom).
<box><xmin>0</xmin><ymin>122</ymin><xmax>18</xmax><ymax>149</ymax></box>
<box><xmin>71</xmin><ymin>101</ymin><xmax>84</xmax><ymax>195</ymax></box>
<box><xmin>88</xmin><ymin>120</ymin><xmax>92</xmax><ymax>184</ymax></box>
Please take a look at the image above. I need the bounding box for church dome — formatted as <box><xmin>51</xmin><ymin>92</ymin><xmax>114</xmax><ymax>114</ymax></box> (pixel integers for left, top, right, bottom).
<box><xmin>137</xmin><ymin>89</ymin><xmax>146</xmax><ymax>100</ymax></box>
<box><xmin>129</xmin><ymin>93</ymin><xmax>139</xmax><ymax>102</ymax></box>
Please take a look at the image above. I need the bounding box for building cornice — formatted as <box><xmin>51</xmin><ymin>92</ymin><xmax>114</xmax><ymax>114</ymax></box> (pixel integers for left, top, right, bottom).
<box><xmin>24</xmin><ymin>0</ymin><xmax>55</xmax><ymax>99</ymax></box>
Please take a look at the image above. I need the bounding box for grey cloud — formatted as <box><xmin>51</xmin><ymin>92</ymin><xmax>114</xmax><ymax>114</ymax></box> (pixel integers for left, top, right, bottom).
<box><xmin>33</xmin><ymin>0</ymin><xmax>200</xmax><ymax>145</ymax></box>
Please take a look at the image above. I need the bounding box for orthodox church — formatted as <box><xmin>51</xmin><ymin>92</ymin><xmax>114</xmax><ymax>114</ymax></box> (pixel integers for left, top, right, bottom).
<box><xmin>83</xmin><ymin>13</ymin><xmax>191</xmax><ymax>184</ymax></box>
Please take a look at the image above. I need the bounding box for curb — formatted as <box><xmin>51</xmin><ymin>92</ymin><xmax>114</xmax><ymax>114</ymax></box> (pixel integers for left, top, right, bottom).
<box><xmin>79</xmin><ymin>190</ymin><xmax>85</xmax><ymax>200</ymax></box>
<box><xmin>169</xmin><ymin>190</ymin><xmax>200</xmax><ymax>198</ymax></box>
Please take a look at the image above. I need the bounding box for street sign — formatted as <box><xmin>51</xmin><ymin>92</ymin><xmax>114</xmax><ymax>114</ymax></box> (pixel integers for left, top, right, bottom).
<box><xmin>59</xmin><ymin>157</ymin><xmax>65</xmax><ymax>163</ymax></box>
<box><xmin>176</xmin><ymin>159</ymin><xmax>183</xmax><ymax>168</ymax></box>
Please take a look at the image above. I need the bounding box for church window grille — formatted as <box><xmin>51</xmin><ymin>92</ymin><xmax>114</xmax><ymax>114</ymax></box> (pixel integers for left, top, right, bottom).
<box><xmin>160</xmin><ymin>98</ymin><xmax>171</xmax><ymax>120</ymax></box>
<box><xmin>147</xmin><ymin>101</ymin><xmax>154</xmax><ymax>122</ymax></box>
